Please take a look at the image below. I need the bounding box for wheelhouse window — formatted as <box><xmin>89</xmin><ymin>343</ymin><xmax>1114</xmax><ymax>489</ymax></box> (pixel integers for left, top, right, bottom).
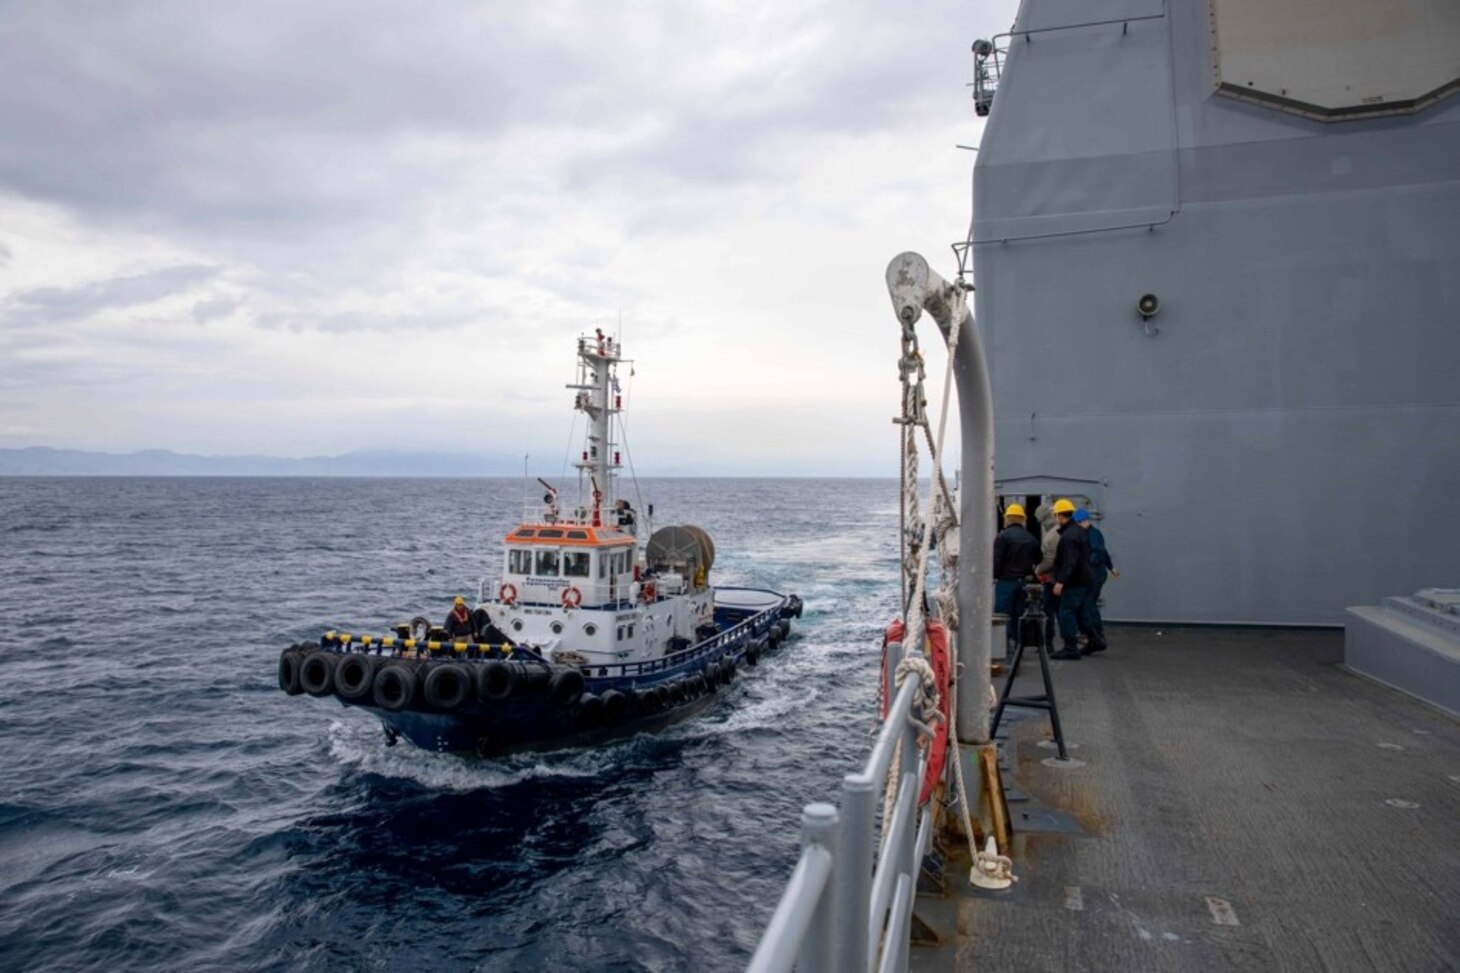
<box><xmin>535</xmin><ymin>550</ymin><xmax>560</xmax><ymax>576</ymax></box>
<box><xmin>563</xmin><ymin>552</ymin><xmax>590</xmax><ymax>578</ymax></box>
<box><xmin>509</xmin><ymin>549</ymin><xmax>533</xmax><ymax>574</ymax></box>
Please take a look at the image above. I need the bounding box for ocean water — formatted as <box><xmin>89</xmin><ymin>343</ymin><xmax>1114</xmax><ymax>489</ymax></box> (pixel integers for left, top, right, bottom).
<box><xmin>0</xmin><ymin>477</ymin><xmax>902</xmax><ymax>972</ymax></box>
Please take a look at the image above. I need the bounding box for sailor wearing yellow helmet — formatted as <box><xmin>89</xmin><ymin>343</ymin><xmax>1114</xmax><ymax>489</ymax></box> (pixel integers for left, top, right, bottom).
<box><xmin>444</xmin><ymin>595</ymin><xmax>474</xmax><ymax>640</ymax></box>
<box><xmin>1050</xmin><ymin>499</ymin><xmax>1106</xmax><ymax>659</ymax></box>
<box><xmin>992</xmin><ymin>502</ymin><xmax>1040</xmax><ymax>660</ymax></box>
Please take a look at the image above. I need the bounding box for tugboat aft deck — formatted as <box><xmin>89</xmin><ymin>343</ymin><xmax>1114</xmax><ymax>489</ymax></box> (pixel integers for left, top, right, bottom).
<box><xmin>918</xmin><ymin>628</ymin><xmax>1460</xmax><ymax>972</ymax></box>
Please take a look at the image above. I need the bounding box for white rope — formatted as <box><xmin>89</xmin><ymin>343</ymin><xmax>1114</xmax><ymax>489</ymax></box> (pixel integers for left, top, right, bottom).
<box><xmin>893</xmin><ymin>284</ymin><xmax>1002</xmax><ymax>885</ymax></box>
<box><xmin>900</xmin><ymin>299</ymin><xmax>960</xmax><ymax>659</ymax></box>
<box><xmin>882</xmin><ymin>655</ymin><xmax>943</xmax><ymax>823</ymax></box>
<box><xmin>898</xmin><ymin>655</ymin><xmax>943</xmax><ymax>734</ymax></box>
<box><xmin>971</xmin><ymin>837</ymin><xmax>1018</xmax><ymax>889</ymax></box>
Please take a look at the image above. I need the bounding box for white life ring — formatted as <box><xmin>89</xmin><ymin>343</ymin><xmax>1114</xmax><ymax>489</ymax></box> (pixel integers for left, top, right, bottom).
<box><xmin>561</xmin><ymin>586</ymin><xmax>583</xmax><ymax>609</ymax></box>
<box><xmin>499</xmin><ymin>582</ymin><xmax>518</xmax><ymax>605</ymax></box>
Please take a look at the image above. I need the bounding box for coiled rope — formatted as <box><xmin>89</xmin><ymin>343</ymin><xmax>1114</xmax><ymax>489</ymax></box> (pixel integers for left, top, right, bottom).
<box><xmin>881</xmin><ymin>654</ymin><xmax>944</xmax><ymax>824</ymax></box>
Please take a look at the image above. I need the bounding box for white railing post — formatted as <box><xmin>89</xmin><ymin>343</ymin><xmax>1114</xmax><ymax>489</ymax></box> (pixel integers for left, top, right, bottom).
<box><xmin>835</xmin><ymin>772</ymin><xmax>875</xmax><ymax>973</ymax></box>
<box><xmin>746</xmin><ymin>803</ymin><xmax>838</xmax><ymax>973</ymax></box>
<box><xmin>881</xmin><ymin>692</ymin><xmax>921</xmax><ymax>973</ymax></box>
<box><xmin>798</xmin><ymin>804</ymin><xmax>839</xmax><ymax>973</ymax></box>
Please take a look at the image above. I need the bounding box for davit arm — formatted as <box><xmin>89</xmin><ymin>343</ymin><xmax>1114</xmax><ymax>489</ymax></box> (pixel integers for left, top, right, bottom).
<box><xmin>885</xmin><ymin>252</ymin><xmax>994</xmax><ymax>745</ymax></box>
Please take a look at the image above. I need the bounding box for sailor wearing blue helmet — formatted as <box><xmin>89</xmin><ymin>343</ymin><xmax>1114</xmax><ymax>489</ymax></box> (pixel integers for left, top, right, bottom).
<box><xmin>1075</xmin><ymin>508</ymin><xmax>1117</xmax><ymax>653</ymax></box>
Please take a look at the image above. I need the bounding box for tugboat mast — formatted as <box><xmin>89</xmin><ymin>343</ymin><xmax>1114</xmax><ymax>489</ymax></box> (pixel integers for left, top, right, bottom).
<box><xmin>570</xmin><ymin>329</ymin><xmax>623</xmax><ymax>526</ymax></box>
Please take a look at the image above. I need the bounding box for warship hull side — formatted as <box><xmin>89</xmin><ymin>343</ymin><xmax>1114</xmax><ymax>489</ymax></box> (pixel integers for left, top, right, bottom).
<box><xmin>970</xmin><ymin>0</ymin><xmax>1460</xmax><ymax>625</ymax></box>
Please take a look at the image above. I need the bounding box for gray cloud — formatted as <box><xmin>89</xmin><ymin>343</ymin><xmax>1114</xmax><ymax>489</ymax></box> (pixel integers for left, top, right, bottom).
<box><xmin>192</xmin><ymin>296</ymin><xmax>240</xmax><ymax>324</ymax></box>
<box><xmin>0</xmin><ymin>0</ymin><xmax>1016</xmax><ymax>468</ymax></box>
<box><xmin>5</xmin><ymin>264</ymin><xmax>221</xmax><ymax>326</ymax></box>
<box><xmin>0</xmin><ymin>1</ymin><xmax>956</xmax><ymax>235</ymax></box>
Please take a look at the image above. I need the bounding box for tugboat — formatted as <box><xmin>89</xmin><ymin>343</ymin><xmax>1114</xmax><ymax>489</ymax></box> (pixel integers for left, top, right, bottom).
<box><xmin>276</xmin><ymin>331</ymin><xmax>802</xmax><ymax>756</ymax></box>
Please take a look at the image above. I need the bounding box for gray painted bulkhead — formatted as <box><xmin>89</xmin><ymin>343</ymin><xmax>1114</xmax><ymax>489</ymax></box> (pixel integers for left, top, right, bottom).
<box><xmin>971</xmin><ymin>0</ymin><xmax>1460</xmax><ymax>625</ymax></box>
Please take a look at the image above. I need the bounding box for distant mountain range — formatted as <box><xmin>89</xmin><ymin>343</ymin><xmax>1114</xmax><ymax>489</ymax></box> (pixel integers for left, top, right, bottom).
<box><xmin>0</xmin><ymin>446</ymin><xmax>528</xmax><ymax>477</ymax></box>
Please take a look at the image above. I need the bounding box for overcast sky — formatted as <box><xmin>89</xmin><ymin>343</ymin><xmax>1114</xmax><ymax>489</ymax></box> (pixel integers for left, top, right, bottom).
<box><xmin>0</xmin><ymin>0</ymin><xmax>1017</xmax><ymax>476</ymax></box>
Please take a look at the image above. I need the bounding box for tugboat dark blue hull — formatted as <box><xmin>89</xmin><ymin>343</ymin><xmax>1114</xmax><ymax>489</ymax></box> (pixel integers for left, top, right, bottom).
<box><xmin>279</xmin><ymin>591</ymin><xmax>802</xmax><ymax>756</ymax></box>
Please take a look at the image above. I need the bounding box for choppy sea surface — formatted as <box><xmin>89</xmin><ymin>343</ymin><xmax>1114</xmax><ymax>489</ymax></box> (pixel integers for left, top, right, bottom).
<box><xmin>0</xmin><ymin>477</ymin><xmax>901</xmax><ymax>972</ymax></box>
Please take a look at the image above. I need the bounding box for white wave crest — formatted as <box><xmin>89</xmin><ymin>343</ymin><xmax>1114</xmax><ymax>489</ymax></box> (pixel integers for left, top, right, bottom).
<box><xmin>324</xmin><ymin>720</ymin><xmax>608</xmax><ymax>792</ymax></box>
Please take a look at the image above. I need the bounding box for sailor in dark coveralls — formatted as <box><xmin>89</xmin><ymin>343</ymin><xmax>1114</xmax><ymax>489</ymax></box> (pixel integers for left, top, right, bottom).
<box><xmin>992</xmin><ymin>503</ymin><xmax>1041</xmax><ymax>658</ymax></box>
<box><xmin>1075</xmin><ymin>507</ymin><xmax>1118</xmax><ymax>649</ymax></box>
<box><xmin>444</xmin><ymin>596</ymin><xmax>474</xmax><ymax>639</ymax></box>
<box><xmin>1051</xmin><ymin>499</ymin><xmax>1106</xmax><ymax>660</ymax></box>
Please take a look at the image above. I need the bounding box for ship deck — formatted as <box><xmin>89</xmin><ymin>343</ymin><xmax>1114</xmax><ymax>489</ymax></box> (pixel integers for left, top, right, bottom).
<box><xmin>917</xmin><ymin>627</ymin><xmax>1460</xmax><ymax>972</ymax></box>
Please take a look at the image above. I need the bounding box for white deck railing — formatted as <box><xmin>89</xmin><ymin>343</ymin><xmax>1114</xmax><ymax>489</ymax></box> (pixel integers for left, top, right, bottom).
<box><xmin>747</xmin><ymin>639</ymin><xmax>933</xmax><ymax>973</ymax></box>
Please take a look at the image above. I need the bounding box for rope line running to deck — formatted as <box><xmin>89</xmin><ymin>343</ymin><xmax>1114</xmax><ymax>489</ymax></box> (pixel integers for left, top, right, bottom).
<box><xmin>892</xmin><ymin>285</ymin><xmax>984</xmax><ymax>876</ymax></box>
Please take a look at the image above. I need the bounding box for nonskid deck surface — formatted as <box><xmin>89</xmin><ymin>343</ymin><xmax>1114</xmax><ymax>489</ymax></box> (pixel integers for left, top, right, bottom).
<box><xmin>920</xmin><ymin>628</ymin><xmax>1460</xmax><ymax>972</ymax></box>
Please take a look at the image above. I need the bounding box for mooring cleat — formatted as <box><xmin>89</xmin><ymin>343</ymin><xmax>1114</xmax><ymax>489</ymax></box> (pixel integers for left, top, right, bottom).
<box><xmin>969</xmin><ymin>836</ymin><xmax>1016</xmax><ymax>891</ymax></box>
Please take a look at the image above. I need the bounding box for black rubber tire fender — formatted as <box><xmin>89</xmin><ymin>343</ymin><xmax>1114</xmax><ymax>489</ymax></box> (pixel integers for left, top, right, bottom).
<box><xmin>548</xmin><ymin>667</ymin><xmax>585</xmax><ymax>707</ymax></box>
<box><xmin>477</xmin><ymin>660</ymin><xmax>517</xmax><ymax>702</ymax></box>
<box><xmin>601</xmin><ymin>689</ymin><xmax>627</xmax><ymax>723</ymax></box>
<box><xmin>767</xmin><ymin>624</ymin><xmax>783</xmax><ymax>650</ymax></box>
<box><xmin>424</xmin><ymin>662</ymin><xmax>471</xmax><ymax>711</ymax></box>
<box><xmin>278</xmin><ymin>647</ymin><xmax>305</xmax><ymax>695</ymax></box>
<box><xmin>516</xmin><ymin>665</ymin><xmax>551</xmax><ymax>695</ymax></box>
<box><xmin>299</xmin><ymin>650</ymin><xmax>338</xmax><ymax>697</ymax></box>
<box><xmin>578</xmin><ymin>693</ymin><xmax>604</xmax><ymax>724</ymax></box>
<box><xmin>334</xmin><ymin>653</ymin><xmax>376</xmax><ymax>701</ymax></box>
<box><xmin>373</xmin><ymin>664</ymin><xmax>418</xmax><ymax>712</ymax></box>
<box><xmin>745</xmin><ymin>640</ymin><xmax>761</xmax><ymax>667</ymax></box>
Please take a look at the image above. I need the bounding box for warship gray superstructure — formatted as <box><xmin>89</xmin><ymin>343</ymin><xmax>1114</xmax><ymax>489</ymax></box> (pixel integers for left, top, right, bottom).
<box><xmin>968</xmin><ymin>0</ymin><xmax>1460</xmax><ymax>625</ymax></box>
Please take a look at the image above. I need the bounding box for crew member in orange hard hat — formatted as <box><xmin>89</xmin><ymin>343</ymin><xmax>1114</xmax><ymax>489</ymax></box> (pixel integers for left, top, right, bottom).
<box><xmin>444</xmin><ymin>596</ymin><xmax>474</xmax><ymax>640</ymax></box>
<box><xmin>992</xmin><ymin>502</ymin><xmax>1040</xmax><ymax>660</ymax></box>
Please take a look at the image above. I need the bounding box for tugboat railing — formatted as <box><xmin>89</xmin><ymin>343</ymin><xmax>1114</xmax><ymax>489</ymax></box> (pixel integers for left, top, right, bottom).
<box><xmin>747</xmin><ymin>639</ymin><xmax>930</xmax><ymax>973</ymax></box>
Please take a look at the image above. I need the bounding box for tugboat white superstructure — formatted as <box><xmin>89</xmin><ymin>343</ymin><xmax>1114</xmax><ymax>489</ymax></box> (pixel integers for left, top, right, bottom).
<box><xmin>277</xmin><ymin>332</ymin><xmax>802</xmax><ymax>755</ymax></box>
